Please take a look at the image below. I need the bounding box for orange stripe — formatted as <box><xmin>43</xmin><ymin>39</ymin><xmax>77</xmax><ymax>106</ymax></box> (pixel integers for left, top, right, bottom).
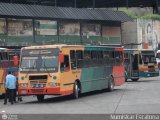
<box><xmin>115</xmin><ymin>47</ymin><xmax>123</xmax><ymax>51</ymax></box>
<box><xmin>18</xmin><ymin>88</ymin><xmax>73</xmax><ymax>96</ymax></box>
<box><xmin>60</xmin><ymin>90</ymin><xmax>73</xmax><ymax>95</ymax></box>
<box><xmin>139</xmin><ymin>67</ymin><xmax>158</xmax><ymax>71</ymax></box>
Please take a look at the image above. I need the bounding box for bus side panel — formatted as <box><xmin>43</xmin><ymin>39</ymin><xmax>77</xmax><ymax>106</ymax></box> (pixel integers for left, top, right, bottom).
<box><xmin>113</xmin><ymin>66</ymin><xmax>125</xmax><ymax>86</ymax></box>
<box><xmin>80</xmin><ymin>66</ymin><xmax>112</xmax><ymax>93</ymax></box>
<box><xmin>0</xmin><ymin>69</ymin><xmax>6</xmax><ymax>95</ymax></box>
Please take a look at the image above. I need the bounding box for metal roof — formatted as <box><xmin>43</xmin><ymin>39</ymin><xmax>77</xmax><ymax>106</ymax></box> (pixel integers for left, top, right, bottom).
<box><xmin>0</xmin><ymin>0</ymin><xmax>159</xmax><ymax>8</ymax></box>
<box><xmin>0</xmin><ymin>3</ymin><xmax>132</xmax><ymax>22</ymax></box>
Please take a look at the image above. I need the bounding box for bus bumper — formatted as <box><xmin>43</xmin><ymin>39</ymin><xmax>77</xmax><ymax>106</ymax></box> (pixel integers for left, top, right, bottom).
<box><xmin>143</xmin><ymin>71</ymin><xmax>159</xmax><ymax>77</ymax></box>
<box><xmin>0</xmin><ymin>83</ymin><xmax>5</xmax><ymax>95</ymax></box>
<box><xmin>18</xmin><ymin>87</ymin><xmax>61</xmax><ymax>95</ymax></box>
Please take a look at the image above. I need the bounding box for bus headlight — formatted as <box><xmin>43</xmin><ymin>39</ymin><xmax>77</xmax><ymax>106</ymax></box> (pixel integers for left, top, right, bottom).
<box><xmin>155</xmin><ymin>69</ymin><xmax>159</xmax><ymax>72</ymax></box>
<box><xmin>48</xmin><ymin>82</ymin><xmax>56</xmax><ymax>86</ymax></box>
<box><xmin>19</xmin><ymin>83</ymin><xmax>28</xmax><ymax>87</ymax></box>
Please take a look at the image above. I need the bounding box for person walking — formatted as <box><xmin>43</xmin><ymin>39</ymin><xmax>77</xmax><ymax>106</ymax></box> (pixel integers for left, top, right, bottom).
<box><xmin>4</xmin><ymin>71</ymin><xmax>17</xmax><ymax>105</ymax></box>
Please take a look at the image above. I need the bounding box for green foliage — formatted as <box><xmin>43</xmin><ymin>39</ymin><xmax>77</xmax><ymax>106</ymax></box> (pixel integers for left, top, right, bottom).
<box><xmin>120</xmin><ymin>8</ymin><xmax>160</xmax><ymax>21</ymax></box>
<box><xmin>140</xmin><ymin>14</ymin><xmax>160</xmax><ymax>20</ymax></box>
<box><xmin>120</xmin><ymin>8</ymin><xmax>137</xmax><ymax>19</ymax></box>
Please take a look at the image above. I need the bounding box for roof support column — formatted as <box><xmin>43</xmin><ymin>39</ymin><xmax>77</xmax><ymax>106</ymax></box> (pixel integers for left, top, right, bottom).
<box><xmin>92</xmin><ymin>0</ymin><xmax>95</xmax><ymax>9</ymax></box>
<box><xmin>57</xmin><ymin>21</ymin><xmax>59</xmax><ymax>43</ymax></box>
<box><xmin>55</xmin><ymin>0</ymin><xmax>57</xmax><ymax>7</ymax></box>
<box><xmin>80</xmin><ymin>21</ymin><xmax>83</xmax><ymax>45</ymax></box>
<box><xmin>32</xmin><ymin>19</ymin><xmax>36</xmax><ymax>43</ymax></box>
<box><xmin>126</xmin><ymin>0</ymin><xmax>128</xmax><ymax>9</ymax></box>
<box><xmin>74</xmin><ymin>0</ymin><xmax>77</xmax><ymax>8</ymax></box>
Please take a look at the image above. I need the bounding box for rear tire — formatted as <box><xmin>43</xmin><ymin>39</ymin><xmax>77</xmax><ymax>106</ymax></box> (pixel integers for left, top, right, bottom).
<box><xmin>107</xmin><ymin>76</ymin><xmax>114</xmax><ymax>92</ymax></box>
<box><xmin>37</xmin><ymin>95</ymin><xmax>44</xmax><ymax>102</ymax></box>
<box><xmin>131</xmin><ymin>78</ymin><xmax>139</xmax><ymax>82</ymax></box>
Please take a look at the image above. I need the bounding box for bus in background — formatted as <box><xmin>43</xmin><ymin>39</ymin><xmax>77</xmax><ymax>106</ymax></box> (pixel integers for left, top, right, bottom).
<box><xmin>0</xmin><ymin>48</ymin><xmax>20</xmax><ymax>97</ymax></box>
<box><xmin>124</xmin><ymin>49</ymin><xmax>159</xmax><ymax>82</ymax></box>
<box><xmin>156</xmin><ymin>50</ymin><xmax>160</xmax><ymax>69</ymax></box>
<box><xmin>18</xmin><ymin>45</ymin><xmax>125</xmax><ymax>102</ymax></box>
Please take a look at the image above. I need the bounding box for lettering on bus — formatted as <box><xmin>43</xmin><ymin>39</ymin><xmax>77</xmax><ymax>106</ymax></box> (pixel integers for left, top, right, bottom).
<box><xmin>22</xmin><ymin>48</ymin><xmax>59</xmax><ymax>57</ymax></box>
<box><xmin>29</xmin><ymin>50</ymin><xmax>52</xmax><ymax>55</ymax></box>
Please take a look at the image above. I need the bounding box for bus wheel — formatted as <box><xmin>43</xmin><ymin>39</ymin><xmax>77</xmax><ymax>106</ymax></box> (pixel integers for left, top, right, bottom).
<box><xmin>107</xmin><ymin>76</ymin><xmax>114</xmax><ymax>92</ymax></box>
<box><xmin>72</xmin><ymin>82</ymin><xmax>79</xmax><ymax>99</ymax></box>
<box><xmin>37</xmin><ymin>95</ymin><xmax>44</xmax><ymax>102</ymax></box>
<box><xmin>125</xmin><ymin>72</ymin><xmax>128</xmax><ymax>82</ymax></box>
<box><xmin>131</xmin><ymin>78</ymin><xmax>139</xmax><ymax>82</ymax></box>
<box><xmin>0</xmin><ymin>94</ymin><xmax>5</xmax><ymax>99</ymax></box>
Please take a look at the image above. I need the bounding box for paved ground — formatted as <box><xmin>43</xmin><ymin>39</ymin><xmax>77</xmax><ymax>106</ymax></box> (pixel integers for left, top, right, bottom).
<box><xmin>0</xmin><ymin>77</ymin><xmax>160</xmax><ymax>114</ymax></box>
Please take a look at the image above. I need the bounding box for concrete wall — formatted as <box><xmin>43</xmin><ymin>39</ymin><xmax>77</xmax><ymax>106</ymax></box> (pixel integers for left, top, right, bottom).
<box><xmin>121</xmin><ymin>20</ymin><xmax>138</xmax><ymax>49</ymax></box>
<box><xmin>122</xmin><ymin>19</ymin><xmax>160</xmax><ymax>52</ymax></box>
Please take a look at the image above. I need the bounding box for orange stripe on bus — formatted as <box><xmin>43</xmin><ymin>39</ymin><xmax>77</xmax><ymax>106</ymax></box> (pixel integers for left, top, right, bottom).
<box><xmin>139</xmin><ymin>68</ymin><xmax>158</xmax><ymax>71</ymax></box>
<box><xmin>60</xmin><ymin>90</ymin><xmax>73</xmax><ymax>95</ymax></box>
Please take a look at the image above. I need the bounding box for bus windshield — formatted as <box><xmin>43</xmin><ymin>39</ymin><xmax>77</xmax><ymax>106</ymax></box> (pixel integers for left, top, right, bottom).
<box><xmin>141</xmin><ymin>51</ymin><xmax>156</xmax><ymax>64</ymax></box>
<box><xmin>20</xmin><ymin>48</ymin><xmax>59</xmax><ymax>73</ymax></box>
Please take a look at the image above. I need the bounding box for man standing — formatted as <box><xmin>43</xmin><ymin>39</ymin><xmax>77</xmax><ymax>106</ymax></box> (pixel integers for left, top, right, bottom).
<box><xmin>4</xmin><ymin>71</ymin><xmax>17</xmax><ymax>105</ymax></box>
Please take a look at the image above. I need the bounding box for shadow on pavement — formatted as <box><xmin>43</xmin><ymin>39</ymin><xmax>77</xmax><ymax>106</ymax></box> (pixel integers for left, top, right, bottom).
<box><xmin>24</xmin><ymin>88</ymin><xmax>124</xmax><ymax>104</ymax></box>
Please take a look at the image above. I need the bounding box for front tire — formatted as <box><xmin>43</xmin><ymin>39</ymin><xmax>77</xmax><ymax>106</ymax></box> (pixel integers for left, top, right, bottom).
<box><xmin>107</xmin><ymin>76</ymin><xmax>114</xmax><ymax>92</ymax></box>
<box><xmin>37</xmin><ymin>95</ymin><xmax>44</xmax><ymax>102</ymax></box>
<box><xmin>125</xmin><ymin>71</ymin><xmax>128</xmax><ymax>82</ymax></box>
<box><xmin>72</xmin><ymin>81</ymin><xmax>80</xmax><ymax>99</ymax></box>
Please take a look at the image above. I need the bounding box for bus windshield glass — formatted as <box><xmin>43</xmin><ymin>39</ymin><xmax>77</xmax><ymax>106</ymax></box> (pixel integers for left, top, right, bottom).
<box><xmin>20</xmin><ymin>48</ymin><xmax>59</xmax><ymax>73</ymax></box>
<box><xmin>141</xmin><ymin>51</ymin><xmax>156</xmax><ymax>64</ymax></box>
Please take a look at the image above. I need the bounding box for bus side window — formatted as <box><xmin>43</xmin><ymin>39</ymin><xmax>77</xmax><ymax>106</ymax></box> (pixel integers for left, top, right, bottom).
<box><xmin>0</xmin><ymin>53</ymin><xmax>2</xmax><ymax>67</ymax></box>
<box><xmin>139</xmin><ymin>54</ymin><xmax>143</xmax><ymax>64</ymax></box>
<box><xmin>83</xmin><ymin>50</ymin><xmax>91</xmax><ymax>67</ymax></box>
<box><xmin>124</xmin><ymin>53</ymin><xmax>129</xmax><ymax>64</ymax></box>
<box><xmin>60</xmin><ymin>55</ymin><xmax>70</xmax><ymax>72</ymax></box>
<box><xmin>76</xmin><ymin>50</ymin><xmax>83</xmax><ymax>68</ymax></box>
<box><xmin>70</xmin><ymin>50</ymin><xmax>76</xmax><ymax>70</ymax></box>
<box><xmin>91</xmin><ymin>51</ymin><xmax>97</xmax><ymax>66</ymax></box>
<box><xmin>1</xmin><ymin>52</ymin><xmax>9</xmax><ymax>68</ymax></box>
<box><xmin>97</xmin><ymin>51</ymin><xmax>103</xmax><ymax>66</ymax></box>
<box><xmin>103</xmin><ymin>51</ymin><xmax>109</xmax><ymax>64</ymax></box>
<box><xmin>109</xmin><ymin>51</ymin><xmax>115</xmax><ymax>65</ymax></box>
<box><xmin>2</xmin><ymin>52</ymin><xmax>8</xmax><ymax>60</ymax></box>
<box><xmin>133</xmin><ymin>54</ymin><xmax>139</xmax><ymax>70</ymax></box>
<box><xmin>115</xmin><ymin>51</ymin><xmax>123</xmax><ymax>66</ymax></box>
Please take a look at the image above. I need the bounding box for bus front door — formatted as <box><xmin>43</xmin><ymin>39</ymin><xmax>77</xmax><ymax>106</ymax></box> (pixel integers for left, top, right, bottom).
<box><xmin>131</xmin><ymin>54</ymin><xmax>139</xmax><ymax>81</ymax></box>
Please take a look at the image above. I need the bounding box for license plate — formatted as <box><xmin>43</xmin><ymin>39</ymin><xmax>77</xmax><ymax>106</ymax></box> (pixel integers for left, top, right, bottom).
<box><xmin>21</xmin><ymin>90</ymin><xmax>27</xmax><ymax>94</ymax></box>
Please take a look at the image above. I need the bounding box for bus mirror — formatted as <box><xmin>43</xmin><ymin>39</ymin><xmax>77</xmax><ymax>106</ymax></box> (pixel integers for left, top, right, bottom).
<box><xmin>13</xmin><ymin>55</ymin><xmax>19</xmax><ymax>66</ymax></box>
<box><xmin>59</xmin><ymin>53</ymin><xmax>64</xmax><ymax>63</ymax></box>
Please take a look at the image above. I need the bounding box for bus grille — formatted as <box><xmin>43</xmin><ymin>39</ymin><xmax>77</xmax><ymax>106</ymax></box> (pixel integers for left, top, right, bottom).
<box><xmin>148</xmin><ymin>66</ymin><xmax>154</xmax><ymax>68</ymax></box>
<box><xmin>29</xmin><ymin>75</ymin><xmax>47</xmax><ymax>88</ymax></box>
<box><xmin>31</xmin><ymin>89</ymin><xmax>44</xmax><ymax>93</ymax></box>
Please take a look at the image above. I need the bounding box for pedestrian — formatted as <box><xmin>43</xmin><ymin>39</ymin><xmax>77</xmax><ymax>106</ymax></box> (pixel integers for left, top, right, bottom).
<box><xmin>15</xmin><ymin>75</ymin><xmax>23</xmax><ymax>102</ymax></box>
<box><xmin>4</xmin><ymin>71</ymin><xmax>17</xmax><ymax>105</ymax></box>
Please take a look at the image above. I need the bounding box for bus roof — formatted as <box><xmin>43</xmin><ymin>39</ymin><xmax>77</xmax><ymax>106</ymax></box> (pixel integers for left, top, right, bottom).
<box><xmin>22</xmin><ymin>44</ymin><xmax>123</xmax><ymax>50</ymax></box>
<box><xmin>125</xmin><ymin>49</ymin><xmax>154</xmax><ymax>51</ymax></box>
<box><xmin>21</xmin><ymin>44</ymin><xmax>84</xmax><ymax>49</ymax></box>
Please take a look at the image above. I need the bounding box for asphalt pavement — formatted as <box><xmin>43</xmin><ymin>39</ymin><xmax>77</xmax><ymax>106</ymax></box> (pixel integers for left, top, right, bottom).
<box><xmin>0</xmin><ymin>77</ymin><xmax>160</xmax><ymax>114</ymax></box>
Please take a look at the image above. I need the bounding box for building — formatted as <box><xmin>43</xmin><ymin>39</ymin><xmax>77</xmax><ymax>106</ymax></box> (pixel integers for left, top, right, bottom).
<box><xmin>0</xmin><ymin>3</ymin><xmax>131</xmax><ymax>46</ymax></box>
<box><xmin>122</xmin><ymin>19</ymin><xmax>160</xmax><ymax>52</ymax></box>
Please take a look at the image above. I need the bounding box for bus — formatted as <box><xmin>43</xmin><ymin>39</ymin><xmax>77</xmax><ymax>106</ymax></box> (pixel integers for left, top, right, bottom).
<box><xmin>124</xmin><ymin>49</ymin><xmax>159</xmax><ymax>81</ymax></box>
<box><xmin>18</xmin><ymin>45</ymin><xmax>125</xmax><ymax>101</ymax></box>
<box><xmin>0</xmin><ymin>48</ymin><xmax>20</xmax><ymax>97</ymax></box>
